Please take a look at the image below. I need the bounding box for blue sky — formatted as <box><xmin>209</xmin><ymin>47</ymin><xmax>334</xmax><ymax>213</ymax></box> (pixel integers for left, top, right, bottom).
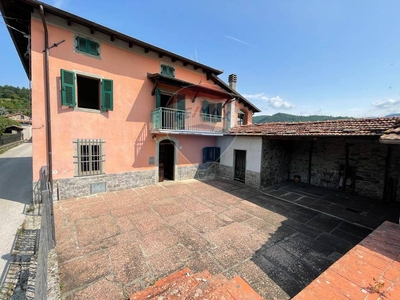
<box><xmin>1</xmin><ymin>0</ymin><xmax>400</xmax><ymax>117</ymax></box>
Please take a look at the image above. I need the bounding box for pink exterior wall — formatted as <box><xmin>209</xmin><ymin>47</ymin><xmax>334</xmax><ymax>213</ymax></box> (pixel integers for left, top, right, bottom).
<box><xmin>30</xmin><ymin>16</ymin><xmax>227</xmax><ymax>182</ymax></box>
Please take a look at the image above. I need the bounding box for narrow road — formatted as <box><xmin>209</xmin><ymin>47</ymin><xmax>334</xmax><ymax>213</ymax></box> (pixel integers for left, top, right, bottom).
<box><xmin>0</xmin><ymin>142</ymin><xmax>32</xmax><ymax>283</ymax></box>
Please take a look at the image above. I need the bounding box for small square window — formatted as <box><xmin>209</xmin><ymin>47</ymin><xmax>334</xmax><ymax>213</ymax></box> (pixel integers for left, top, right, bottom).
<box><xmin>160</xmin><ymin>64</ymin><xmax>175</xmax><ymax>78</ymax></box>
<box><xmin>202</xmin><ymin>147</ymin><xmax>221</xmax><ymax>163</ymax></box>
<box><xmin>75</xmin><ymin>36</ymin><xmax>100</xmax><ymax>56</ymax></box>
<box><xmin>74</xmin><ymin>139</ymin><xmax>105</xmax><ymax>176</ymax></box>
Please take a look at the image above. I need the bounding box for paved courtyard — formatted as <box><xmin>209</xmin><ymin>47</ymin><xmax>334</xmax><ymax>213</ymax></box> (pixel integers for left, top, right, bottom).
<box><xmin>54</xmin><ymin>179</ymin><xmax>383</xmax><ymax>299</ymax></box>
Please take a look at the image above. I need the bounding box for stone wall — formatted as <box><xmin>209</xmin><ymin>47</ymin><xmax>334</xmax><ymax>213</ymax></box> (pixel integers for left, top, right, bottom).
<box><xmin>261</xmin><ymin>139</ymin><xmax>292</xmax><ymax>187</ymax></box>
<box><xmin>387</xmin><ymin>145</ymin><xmax>400</xmax><ymax>202</ymax></box>
<box><xmin>246</xmin><ymin>170</ymin><xmax>261</xmax><ymax>189</ymax></box>
<box><xmin>217</xmin><ymin>164</ymin><xmax>234</xmax><ymax>180</ymax></box>
<box><xmin>53</xmin><ymin>163</ymin><xmax>219</xmax><ymax>200</ymax></box>
<box><xmin>260</xmin><ymin>137</ymin><xmax>400</xmax><ymax>201</ymax></box>
<box><xmin>178</xmin><ymin>162</ymin><xmax>217</xmax><ymax>181</ymax></box>
<box><xmin>290</xmin><ymin>139</ymin><xmax>346</xmax><ymax>185</ymax></box>
<box><xmin>54</xmin><ymin>169</ymin><xmax>156</xmax><ymax>200</ymax></box>
<box><xmin>288</xmin><ymin>138</ymin><xmax>397</xmax><ymax>201</ymax></box>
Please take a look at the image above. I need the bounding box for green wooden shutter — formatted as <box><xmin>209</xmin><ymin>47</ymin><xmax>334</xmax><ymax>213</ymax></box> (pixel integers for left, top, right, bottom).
<box><xmin>202</xmin><ymin>147</ymin><xmax>208</xmax><ymax>163</ymax></box>
<box><xmin>215</xmin><ymin>147</ymin><xmax>221</xmax><ymax>163</ymax></box>
<box><xmin>76</xmin><ymin>37</ymin><xmax>86</xmax><ymax>52</ymax></box>
<box><xmin>155</xmin><ymin>88</ymin><xmax>161</xmax><ymax>108</ymax></box>
<box><xmin>203</xmin><ymin>100</ymin><xmax>209</xmax><ymax>121</ymax></box>
<box><xmin>89</xmin><ymin>41</ymin><xmax>99</xmax><ymax>55</ymax></box>
<box><xmin>216</xmin><ymin>102</ymin><xmax>222</xmax><ymax>122</ymax></box>
<box><xmin>60</xmin><ymin>69</ymin><xmax>76</xmax><ymax>107</ymax></box>
<box><xmin>101</xmin><ymin>79</ymin><xmax>113</xmax><ymax>111</ymax></box>
<box><xmin>177</xmin><ymin>94</ymin><xmax>185</xmax><ymax>111</ymax></box>
<box><xmin>169</xmin><ymin>66</ymin><xmax>175</xmax><ymax>78</ymax></box>
<box><xmin>176</xmin><ymin>94</ymin><xmax>185</xmax><ymax>130</ymax></box>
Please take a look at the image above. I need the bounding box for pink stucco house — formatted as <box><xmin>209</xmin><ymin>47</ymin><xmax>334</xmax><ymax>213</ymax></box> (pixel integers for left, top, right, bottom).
<box><xmin>1</xmin><ymin>0</ymin><xmax>260</xmax><ymax>199</ymax></box>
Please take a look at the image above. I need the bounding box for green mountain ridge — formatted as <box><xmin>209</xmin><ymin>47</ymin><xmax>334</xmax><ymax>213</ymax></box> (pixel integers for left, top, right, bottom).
<box><xmin>0</xmin><ymin>85</ymin><xmax>30</xmax><ymax>116</ymax></box>
<box><xmin>253</xmin><ymin>113</ymin><xmax>352</xmax><ymax>124</ymax></box>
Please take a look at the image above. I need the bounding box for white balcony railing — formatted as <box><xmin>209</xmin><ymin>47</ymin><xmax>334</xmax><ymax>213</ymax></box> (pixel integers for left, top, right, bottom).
<box><xmin>151</xmin><ymin>107</ymin><xmax>225</xmax><ymax>134</ymax></box>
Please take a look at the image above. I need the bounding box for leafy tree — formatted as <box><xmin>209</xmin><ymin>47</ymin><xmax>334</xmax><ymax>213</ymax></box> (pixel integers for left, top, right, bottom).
<box><xmin>0</xmin><ymin>116</ymin><xmax>20</xmax><ymax>135</ymax></box>
<box><xmin>0</xmin><ymin>85</ymin><xmax>30</xmax><ymax>115</ymax></box>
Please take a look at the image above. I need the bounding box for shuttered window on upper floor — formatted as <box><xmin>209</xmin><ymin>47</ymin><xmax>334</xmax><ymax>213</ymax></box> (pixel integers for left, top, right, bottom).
<box><xmin>75</xmin><ymin>36</ymin><xmax>100</xmax><ymax>57</ymax></box>
<box><xmin>160</xmin><ymin>64</ymin><xmax>175</xmax><ymax>78</ymax></box>
<box><xmin>61</xmin><ymin>69</ymin><xmax>113</xmax><ymax>111</ymax></box>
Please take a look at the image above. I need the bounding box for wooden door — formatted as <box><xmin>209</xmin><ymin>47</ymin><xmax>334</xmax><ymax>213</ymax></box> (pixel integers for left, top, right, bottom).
<box><xmin>234</xmin><ymin>150</ymin><xmax>246</xmax><ymax>182</ymax></box>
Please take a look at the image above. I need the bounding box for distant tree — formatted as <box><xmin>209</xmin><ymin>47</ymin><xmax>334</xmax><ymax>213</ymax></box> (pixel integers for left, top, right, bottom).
<box><xmin>0</xmin><ymin>85</ymin><xmax>30</xmax><ymax>115</ymax></box>
<box><xmin>253</xmin><ymin>113</ymin><xmax>351</xmax><ymax>124</ymax></box>
<box><xmin>0</xmin><ymin>107</ymin><xmax>8</xmax><ymax>116</ymax></box>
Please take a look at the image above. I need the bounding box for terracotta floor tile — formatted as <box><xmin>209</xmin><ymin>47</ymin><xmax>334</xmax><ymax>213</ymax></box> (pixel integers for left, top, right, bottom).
<box><xmin>58</xmin><ymin>251</ymin><xmax>110</xmax><ymax>293</ymax></box>
<box><xmin>75</xmin><ymin>214</ymin><xmax>120</xmax><ymax>247</ymax></box>
<box><xmin>72</xmin><ymin>278</ymin><xmax>124</xmax><ymax>300</ymax></box>
<box><xmin>383</xmin><ymin>266</ymin><xmax>400</xmax><ymax>282</ymax></box>
<box><xmin>109</xmin><ymin>241</ymin><xmax>149</xmax><ymax>284</ymax></box>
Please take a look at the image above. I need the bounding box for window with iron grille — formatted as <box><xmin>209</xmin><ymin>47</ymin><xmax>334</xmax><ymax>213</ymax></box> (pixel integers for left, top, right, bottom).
<box><xmin>73</xmin><ymin>139</ymin><xmax>105</xmax><ymax>176</ymax></box>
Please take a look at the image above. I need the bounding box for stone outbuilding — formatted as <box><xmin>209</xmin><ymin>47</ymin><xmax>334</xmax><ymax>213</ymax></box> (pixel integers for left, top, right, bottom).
<box><xmin>218</xmin><ymin>117</ymin><xmax>400</xmax><ymax>203</ymax></box>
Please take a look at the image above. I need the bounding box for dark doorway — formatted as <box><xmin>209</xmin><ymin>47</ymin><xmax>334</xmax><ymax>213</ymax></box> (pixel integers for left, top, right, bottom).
<box><xmin>159</xmin><ymin>140</ymin><xmax>175</xmax><ymax>182</ymax></box>
<box><xmin>234</xmin><ymin>150</ymin><xmax>246</xmax><ymax>182</ymax></box>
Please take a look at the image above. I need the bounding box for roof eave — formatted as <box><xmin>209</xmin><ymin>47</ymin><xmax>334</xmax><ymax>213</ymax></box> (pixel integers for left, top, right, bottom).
<box><xmin>11</xmin><ymin>0</ymin><xmax>223</xmax><ymax>76</ymax></box>
<box><xmin>0</xmin><ymin>0</ymin><xmax>31</xmax><ymax>79</ymax></box>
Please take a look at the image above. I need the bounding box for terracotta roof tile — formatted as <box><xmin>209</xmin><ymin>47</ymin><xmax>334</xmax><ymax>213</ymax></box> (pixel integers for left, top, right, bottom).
<box><xmin>230</xmin><ymin>117</ymin><xmax>400</xmax><ymax>138</ymax></box>
<box><xmin>380</xmin><ymin>121</ymin><xmax>400</xmax><ymax>142</ymax></box>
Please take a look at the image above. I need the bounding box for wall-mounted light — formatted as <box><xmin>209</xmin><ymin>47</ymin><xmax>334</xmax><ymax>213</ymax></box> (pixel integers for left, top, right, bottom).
<box><xmin>152</xmin><ymin>134</ymin><xmax>157</xmax><ymax>141</ymax></box>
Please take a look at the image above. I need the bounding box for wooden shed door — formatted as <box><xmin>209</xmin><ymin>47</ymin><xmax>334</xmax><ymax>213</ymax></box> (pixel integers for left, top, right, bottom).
<box><xmin>234</xmin><ymin>150</ymin><xmax>246</xmax><ymax>182</ymax></box>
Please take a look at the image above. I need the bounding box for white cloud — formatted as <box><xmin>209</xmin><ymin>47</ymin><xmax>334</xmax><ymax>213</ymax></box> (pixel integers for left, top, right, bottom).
<box><xmin>372</xmin><ymin>98</ymin><xmax>400</xmax><ymax>109</ymax></box>
<box><xmin>243</xmin><ymin>93</ymin><xmax>294</xmax><ymax>109</ymax></box>
<box><xmin>53</xmin><ymin>0</ymin><xmax>67</xmax><ymax>8</ymax></box>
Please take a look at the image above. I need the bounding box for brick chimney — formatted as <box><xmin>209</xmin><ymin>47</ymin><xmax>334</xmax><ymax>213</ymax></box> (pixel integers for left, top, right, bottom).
<box><xmin>228</xmin><ymin>74</ymin><xmax>237</xmax><ymax>90</ymax></box>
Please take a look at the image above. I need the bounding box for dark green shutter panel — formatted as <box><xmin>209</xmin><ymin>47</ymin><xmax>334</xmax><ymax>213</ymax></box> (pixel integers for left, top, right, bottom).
<box><xmin>169</xmin><ymin>66</ymin><xmax>175</xmax><ymax>78</ymax></box>
<box><xmin>77</xmin><ymin>37</ymin><xmax>86</xmax><ymax>51</ymax></box>
<box><xmin>177</xmin><ymin>94</ymin><xmax>185</xmax><ymax>110</ymax></box>
<box><xmin>202</xmin><ymin>147</ymin><xmax>208</xmax><ymax>163</ymax></box>
<box><xmin>101</xmin><ymin>79</ymin><xmax>113</xmax><ymax>111</ymax></box>
<box><xmin>176</xmin><ymin>94</ymin><xmax>185</xmax><ymax>130</ymax></box>
<box><xmin>215</xmin><ymin>147</ymin><xmax>221</xmax><ymax>163</ymax></box>
<box><xmin>155</xmin><ymin>88</ymin><xmax>161</xmax><ymax>108</ymax></box>
<box><xmin>89</xmin><ymin>41</ymin><xmax>98</xmax><ymax>55</ymax></box>
<box><xmin>61</xmin><ymin>69</ymin><xmax>76</xmax><ymax>107</ymax></box>
<box><xmin>161</xmin><ymin>65</ymin><xmax>167</xmax><ymax>75</ymax></box>
<box><xmin>203</xmin><ymin>100</ymin><xmax>209</xmax><ymax>121</ymax></box>
<box><xmin>216</xmin><ymin>102</ymin><xmax>222</xmax><ymax>122</ymax></box>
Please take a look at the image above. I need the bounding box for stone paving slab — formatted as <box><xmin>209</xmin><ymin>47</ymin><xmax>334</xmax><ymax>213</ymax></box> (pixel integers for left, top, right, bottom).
<box><xmin>54</xmin><ymin>179</ymin><xmax>383</xmax><ymax>299</ymax></box>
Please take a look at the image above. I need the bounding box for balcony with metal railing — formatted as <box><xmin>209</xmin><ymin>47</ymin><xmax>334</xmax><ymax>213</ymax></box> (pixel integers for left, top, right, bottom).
<box><xmin>151</xmin><ymin>107</ymin><xmax>226</xmax><ymax>135</ymax></box>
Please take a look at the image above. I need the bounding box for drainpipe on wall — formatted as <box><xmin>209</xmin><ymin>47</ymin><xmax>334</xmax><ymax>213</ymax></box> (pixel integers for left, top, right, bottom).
<box><xmin>39</xmin><ymin>5</ymin><xmax>53</xmax><ymax>190</ymax></box>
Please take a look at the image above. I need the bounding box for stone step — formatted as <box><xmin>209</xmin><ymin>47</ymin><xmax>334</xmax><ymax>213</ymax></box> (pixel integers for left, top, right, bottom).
<box><xmin>156</xmin><ymin>270</ymin><xmax>214</xmax><ymax>299</ymax></box>
<box><xmin>130</xmin><ymin>267</ymin><xmax>192</xmax><ymax>299</ymax></box>
<box><xmin>130</xmin><ymin>268</ymin><xmax>263</xmax><ymax>300</ymax></box>
<box><xmin>222</xmin><ymin>276</ymin><xmax>264</xmax><ymax>300</ymax></box>
<box><xmin>187</xmin><ymin>273</ymin><xmax>230</xmax><ymax>299</ymax></box>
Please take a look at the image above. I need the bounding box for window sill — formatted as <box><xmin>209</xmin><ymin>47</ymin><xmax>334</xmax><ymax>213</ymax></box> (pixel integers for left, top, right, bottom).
<box><xmin>73</xmin><ymin>107</ymin><xmax>102</xmax><ymax>114</ymax></box>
